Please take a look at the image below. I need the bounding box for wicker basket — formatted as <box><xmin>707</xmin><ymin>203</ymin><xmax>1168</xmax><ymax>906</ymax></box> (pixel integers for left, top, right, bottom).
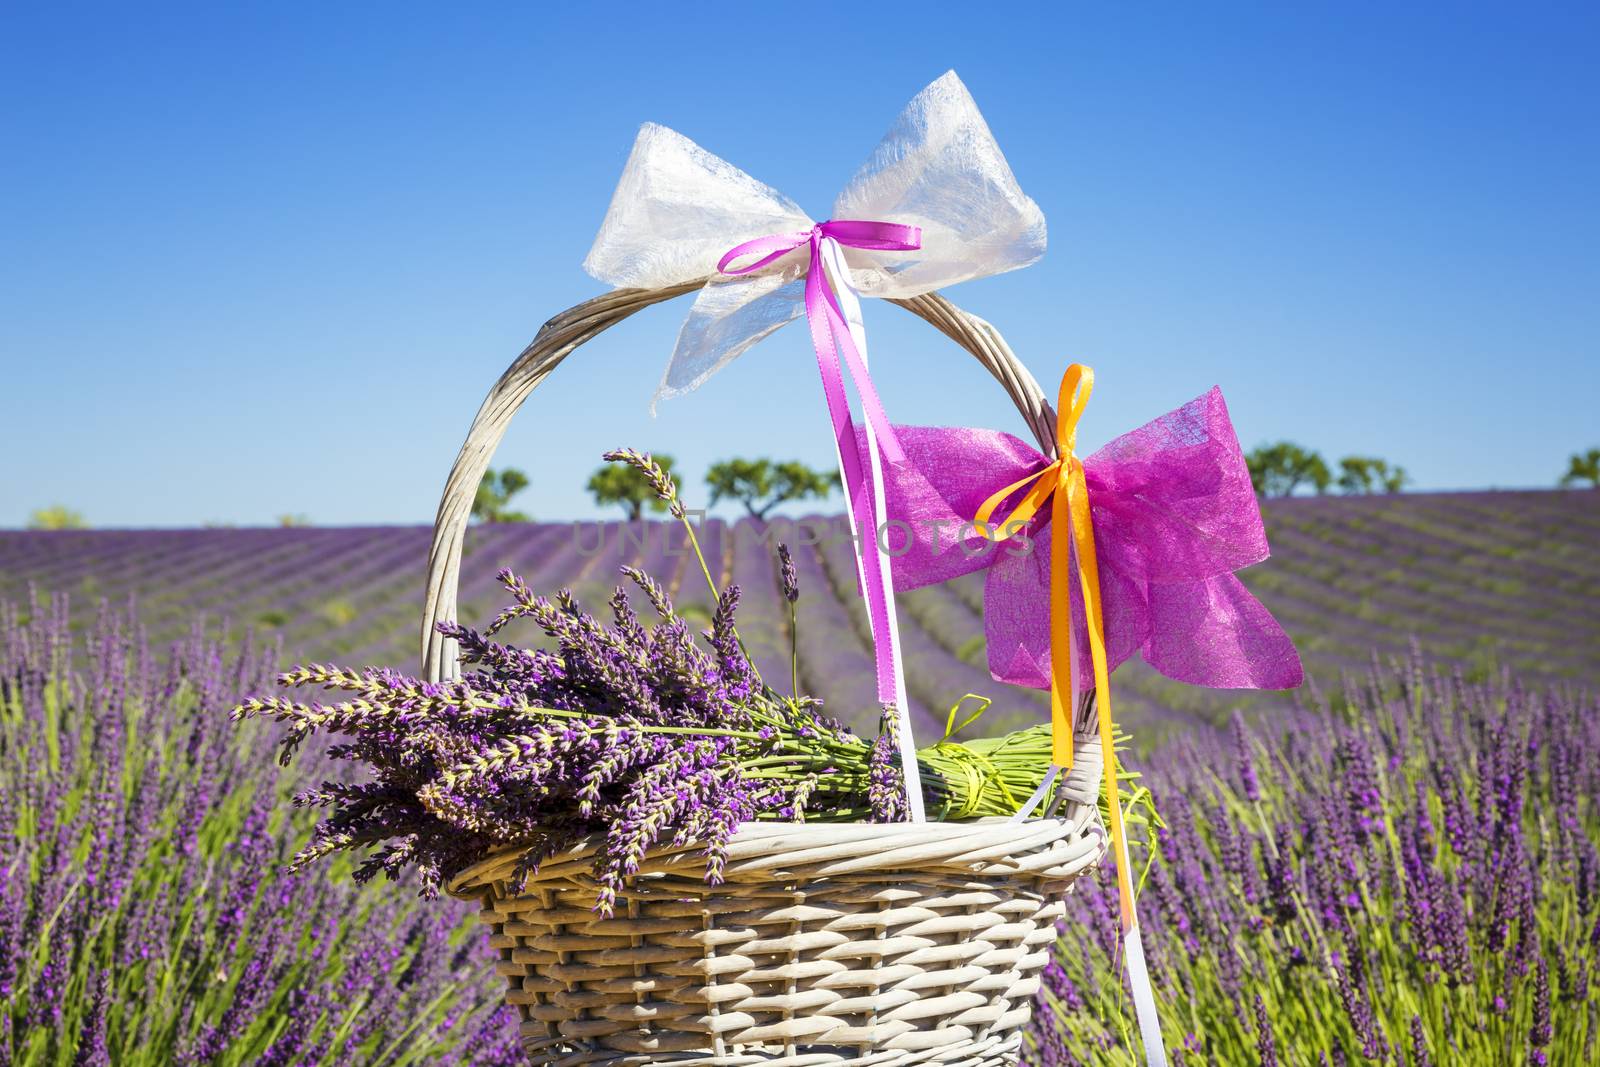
<box><xmin>421</xmin><ymin>283</ymin><xmax>1109</xmax><ymax>1064</ymax></box>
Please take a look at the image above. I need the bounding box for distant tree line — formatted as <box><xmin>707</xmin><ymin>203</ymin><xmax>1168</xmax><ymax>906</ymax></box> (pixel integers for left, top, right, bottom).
<box><xmin>1245</xmin><ymin>443</ymin><xmax>1414</xmax><ymax>497</ymax></box>
<box><xmin>469</xmin><ymin>457</ymin><xmax>841</xmax><ymax>523</ymax></box>
<box><xmin>704</xmin><ymin>459</ymin><xmax>839</xmax><ymax>520</ymax></box>
<box><xmin>1245</xmin><ymin>442</ymin><xmax>1411</xmax><ymax>498</ymax></box>
<box><xmin>30</xmin><ymin>446</ymin><xmax>1599</xmax><ymax>530</ymax></box>
<box><xmin>1241</xmin><ymin>443</ymin><xmax>1599</xmax><ymax>497</ymax></box>
<box><xmin>583</xmin><ymin>457</ymin><xmax>839</xmax><ymax>522</ymax></box>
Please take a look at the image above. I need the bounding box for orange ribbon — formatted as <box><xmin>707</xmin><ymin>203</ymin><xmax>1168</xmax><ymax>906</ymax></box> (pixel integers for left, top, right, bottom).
<box><xmin>974</xmin><ymin>364</ymin><xmax>1137</xmax><ymax>930</ymax></box>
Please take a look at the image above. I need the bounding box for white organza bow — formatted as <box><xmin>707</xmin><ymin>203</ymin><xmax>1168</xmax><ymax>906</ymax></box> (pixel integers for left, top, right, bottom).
<box><xmin>582</xmin><ymin>70</ymin><xmax>1047</xmax><ymax>409</ymax></box>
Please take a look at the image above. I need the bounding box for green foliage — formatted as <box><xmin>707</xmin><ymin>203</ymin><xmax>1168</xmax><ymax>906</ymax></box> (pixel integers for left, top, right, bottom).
<box><xmin>1250</xmin><ymin>447</ymin><xmax>1412</xmax><ymax>497</ymax></box>
<box><xmin>955</xmin><ymin>634</ymin><xmax>988</xmax><ymax>666</ymax></box>
<box><xmin>1337</xmin><ymin>455</ymin><xmax>1410</xmax><ymax>494</ymax></box>
<box><xmin>473</xmin><ymin>467</ymin><xmax>532</xmax><ymax>523</ymax></box>
<box><xmin>318</xmin><ymin>598</ymin><xmax>358</xmax><ymax>627</ymax></box>
<box><xmin>587</xmin><ymin>454</ymin><xmax>676</xmax><ymax>521</ymax></box>
<box><xmin>705</xmin><ymin>458</ymin><xmax>840</xmax><ymax>520</ymax></box>
<box><xmin>1246</xmin><ymin>442</ymin><xmax>1331</xmax><ymax>497</ymax></box>
<box><xmin>27</xmin><ymin>505</ymin><xmax>86</xmax><ymax>530</ymax></box>
<box><xmin>277</xmin><ymin>513</ymin><xmax>312</xmax><ymax>527</ymax></box>
<box><xmin>1559</xmin><ymin>447</ymin><xmax>1600</xmax><ymax>488</ymax></box>
<box><xmin>675</xmin><ymin>601</ymin><xmax>713</xmax><ymax>628</ymax></box>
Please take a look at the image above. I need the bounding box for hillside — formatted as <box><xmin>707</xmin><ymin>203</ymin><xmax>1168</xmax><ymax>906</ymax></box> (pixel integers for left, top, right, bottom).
<box><xmin>4</xmin><ymin>490</ymin><xmax>1596</xmax><ymax>742</ymax></box>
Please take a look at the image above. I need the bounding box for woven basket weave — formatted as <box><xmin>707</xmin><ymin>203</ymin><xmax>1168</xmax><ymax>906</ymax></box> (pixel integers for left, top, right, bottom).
<box><xmin>423</xmin><ymin>283</ymin><xmax>1108</xmax><ymax>1064</ymax></box>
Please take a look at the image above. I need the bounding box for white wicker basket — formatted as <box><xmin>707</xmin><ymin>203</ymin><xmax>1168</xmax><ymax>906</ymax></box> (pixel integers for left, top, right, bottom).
<box><xmin>422</xmin><ymin>283</ymin><xmax>1107</xmax><ymax>1064</ymax></box>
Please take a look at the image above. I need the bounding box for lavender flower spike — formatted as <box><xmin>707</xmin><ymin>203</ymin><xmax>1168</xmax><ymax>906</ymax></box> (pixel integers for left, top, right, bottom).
<box><xmin>778</xmin><ymin>543</ymin><xmax>800</xmax><ymax>603</ymax></box>
<box><xmin>602</xmin><ymin>447</ymin><xmax>685</xmax><ymax>518</ymax></box>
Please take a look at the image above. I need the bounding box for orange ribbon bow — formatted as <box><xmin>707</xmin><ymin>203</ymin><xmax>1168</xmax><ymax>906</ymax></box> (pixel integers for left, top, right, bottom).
<box><xmin>973</xmin><ymin>363</ymin><xmax>1137</xmax><ymax>930</ymax></box>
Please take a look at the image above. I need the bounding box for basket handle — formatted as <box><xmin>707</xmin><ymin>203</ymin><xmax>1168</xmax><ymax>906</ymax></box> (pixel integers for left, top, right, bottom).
<box><xmin>420</xmin><ymin>281</ymin><xmax>1060</xmax><ymax>683</ymax></box>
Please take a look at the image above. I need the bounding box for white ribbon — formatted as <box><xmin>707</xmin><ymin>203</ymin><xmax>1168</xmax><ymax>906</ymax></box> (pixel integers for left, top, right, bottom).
<box><xmin>580</xmin><ymin>70</ymin><xmax>1046</xmax><ymax>820</ymax></box>
<box><xmin>581</xmin><ymin>69</ymin><xmax>1048</xmax><ymax>411</ymax></box>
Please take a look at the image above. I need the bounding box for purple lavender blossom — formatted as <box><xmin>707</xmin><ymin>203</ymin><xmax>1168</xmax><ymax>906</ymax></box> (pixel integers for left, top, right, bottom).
<box><xmin>1254</xmin><ymin>994</ymin><xmax>1278</xmax><ymax>1067</ymax></box>
<box><xmin>1409</xmin><ymin>1014</ymin><xmax>1432</xmax><ymax>1067</ymax></box>
<box><xmin>1231</xmin><ymin>710</ymin><xmax>1262</xmax><ymax>802</ymax></box>
<box><xmin>1531</xmin><ymin>955</ymin><xmax>1553</xmax><ymax>1049</ymax></box>
<box><xmin>2</xmin><ymin>594</ymin><xmax>516</xmax><ymax>1062</ymax></box>
<box><xmin>600</xmin><ymin>447</ymin><xmax>686</xmax><ymax>519</ymax></box>
<box><xmin>868</xmin><ymin>705</ymin><xmax>908</xmax><ymax>823</ymax></box>
<box><xmin>778</xmin><ymin>542</ymin><xmax>800</xmax><ymax>603</ymax></box>
<box><xmin>239</xmin><ymin>566</ymin><xmax>871</xmax><ymax>915</ymax></box>
<box><xmin>1026</xmin><ymin>651</ymin><xmax>1599</xmax><ymax>1065</ymax></box>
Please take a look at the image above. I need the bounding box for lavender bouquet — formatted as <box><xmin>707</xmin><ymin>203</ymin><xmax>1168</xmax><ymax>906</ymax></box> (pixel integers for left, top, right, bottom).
<box><xmin>237</xmin><ymin>451</ymin><xmax>1122</xmax><ymax>916</ymax></box>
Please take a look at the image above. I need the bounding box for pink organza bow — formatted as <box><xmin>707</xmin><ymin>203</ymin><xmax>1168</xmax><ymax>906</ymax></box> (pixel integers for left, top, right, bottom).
<box><xmin>866</xmin><ymin>386</ymin><xmax>1305</xmax><ymax>693</ymax></box>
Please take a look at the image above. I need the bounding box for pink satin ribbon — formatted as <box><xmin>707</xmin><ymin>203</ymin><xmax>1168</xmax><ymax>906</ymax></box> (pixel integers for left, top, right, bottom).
<box><xmin>719</xmin><ymin>220</ymin><xmax>920</xmax><ymax>705</ymax></box>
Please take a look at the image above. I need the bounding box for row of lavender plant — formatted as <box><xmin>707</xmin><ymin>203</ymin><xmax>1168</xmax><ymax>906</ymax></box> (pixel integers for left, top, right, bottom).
<box><xmin>0</xmin><ymin>591</ymin><xmax>523</xmax><ymax>1065</ymax></box>
<box><xmin>782</xmin><ymin>520</ymin><xmax>880</xmax><ymax>718</ymax></box>
<box><xmin>1272</xmin><ymin>496</ymin><xmax>1600</xmax><ymax>629</ymax></box>
<box><xmin>6</xmin><ymin>490</ymin><xmax>1596</xmax><ymax>727</ymax></box>
<box><xmin>1240</xmin><ymin>560</ymin><xmax>1591</xmax><ymax>698</ymax></box>
<box><xmin>1028</xmin><ymin>649</ymin><xmax>1599</xmax><ymax>1066</ymax></box>
<box><xmin>1258</xmin><ymin>520</ymin><xmax>1596</xmax><ymax>655</ymax></box>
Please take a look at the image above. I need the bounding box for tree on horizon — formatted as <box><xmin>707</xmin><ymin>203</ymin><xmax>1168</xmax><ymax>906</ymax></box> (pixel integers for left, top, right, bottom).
<box><xmin>1559</xmin><ymin>448</ymin><xmax>1599</xmax><ymax>489</ymax></box>
<box><xmin>705</xmin><ymin>458</ymin><xmax>840</xmax><ymax>521</ymax></box>
<box><xmin>1337</xmin><ymin>456</ymin><xmax>1410</xmax><ymax>494</ymax></box>
<box><xmin>474</xmin><ymin>468</ymin><xmax>532</xmax><ymax>523</ymax></box>
<box><xmin>1246</xmin><ymin>442</ymin><xmax>1331</xmax><ymax>497</ymax></box>
<box><xmin>588</xmin><ymin>455</ymin><xmax>677</xmax><ymax>521</ymax></box>
<box><xmin>28</xmin><ymin>505</ymin><xmax>87</xmax><ymax>530</ymax></box>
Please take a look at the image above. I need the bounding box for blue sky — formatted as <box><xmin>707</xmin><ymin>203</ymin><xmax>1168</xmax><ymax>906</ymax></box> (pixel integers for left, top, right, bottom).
<box><xmin>3</xmin><ymin>3</ymin><xmax>1596</xmax><ymax>527</ymax></box>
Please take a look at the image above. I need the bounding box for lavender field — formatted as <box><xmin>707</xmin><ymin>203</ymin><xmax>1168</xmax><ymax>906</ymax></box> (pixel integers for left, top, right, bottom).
<box><xmin>4</xmin><ymin>490</ymin><xmax>1595</xmax><ymax>746</ymax></box>
<box><xmin>4</xmin><ymin>491</ymin><xmax>1597</xmax><ymax>1064</ymax></box>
